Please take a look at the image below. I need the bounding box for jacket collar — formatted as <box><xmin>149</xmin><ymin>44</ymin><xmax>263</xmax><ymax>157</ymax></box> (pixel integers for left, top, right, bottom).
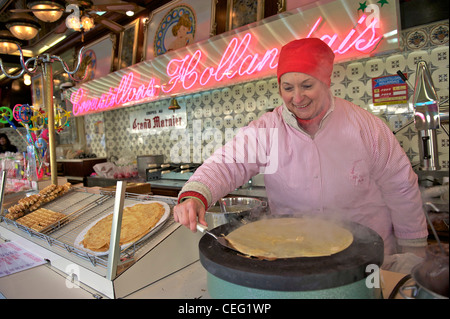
<box><xmin>281</xmin><ymin>91</ymin><xmax>335</xmax><ymax>138</ymax></box>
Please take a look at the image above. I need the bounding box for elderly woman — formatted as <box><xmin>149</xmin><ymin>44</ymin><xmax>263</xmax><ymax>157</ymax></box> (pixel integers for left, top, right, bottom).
<box><xmin>173</xmin><ymin>38</ymin><xmax>427</xmax><ymax>266</ymax></box>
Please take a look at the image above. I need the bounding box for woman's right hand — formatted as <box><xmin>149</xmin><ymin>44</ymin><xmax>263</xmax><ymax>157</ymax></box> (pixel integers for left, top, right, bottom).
<box><xmin>173</xmin><ymin>198</ymin><xmax>207</xmax><ymax>232</ymax></box>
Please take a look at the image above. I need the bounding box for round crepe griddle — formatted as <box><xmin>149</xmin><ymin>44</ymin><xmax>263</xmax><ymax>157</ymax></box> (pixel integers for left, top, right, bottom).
<box><xmin>199</xmin><ymin>217</ymin><xmax>384</xmax><ymax>291</ymax></box>
<box><xmin>224</xmin><ymin>217</ymin><xmax>354</xmax><ymax>259</ymax></box>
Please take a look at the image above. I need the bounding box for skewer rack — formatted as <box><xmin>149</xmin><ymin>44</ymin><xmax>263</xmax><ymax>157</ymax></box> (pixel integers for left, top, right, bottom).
<box><xmin>0</xmin><ymin>185</ymin><xmax>202</xmax><ymax>298</ymax></box>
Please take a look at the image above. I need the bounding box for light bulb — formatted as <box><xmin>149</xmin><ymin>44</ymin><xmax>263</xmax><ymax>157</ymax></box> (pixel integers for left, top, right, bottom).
<box><xmin>24</xmin><ymin>73</ymin><xmax>31</xmax><ymax>85</ymax></box>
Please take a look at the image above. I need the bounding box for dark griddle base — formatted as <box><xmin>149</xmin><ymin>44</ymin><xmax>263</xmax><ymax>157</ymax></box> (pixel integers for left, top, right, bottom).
<box><xmin>199</xmin><ymin>218</ymin><xmax>384</xmax><ymax>291</ymax></box>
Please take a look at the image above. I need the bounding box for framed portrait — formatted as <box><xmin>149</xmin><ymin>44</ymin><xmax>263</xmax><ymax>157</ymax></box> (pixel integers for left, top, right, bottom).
<box><xmin>31</xmin><ymin>73</ymin><xmax>44</xmax><ymax>109</ymax></box>
<box><xmin>213</xmin><ymin>0</ymin><xmax>284</xmax><ymax>35</ymax></box>
<box><xmin>144</xmin><ymin>0</ymin><xmax>214</xmax><ymax>59</ymax></box>
<box><xmin>75</xmin><ymin>34</ymin><xmax>115</xmax><ymax>82</ymax></box>
<box><xmin>118</xmin><ymin>19</ymin><xmax>139</xmax><ymax>69</ymax></box>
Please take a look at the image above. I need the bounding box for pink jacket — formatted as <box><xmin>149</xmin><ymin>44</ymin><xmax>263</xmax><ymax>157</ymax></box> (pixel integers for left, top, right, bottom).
<box><xmin>180</xmin><ymin>96</ymin><xmax>428</xmax><ymax>254</ymax></box>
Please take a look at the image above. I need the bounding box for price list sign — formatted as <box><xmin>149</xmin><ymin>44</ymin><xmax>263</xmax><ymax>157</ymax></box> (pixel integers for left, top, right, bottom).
<box><xmin>372</xmin><ymin>75</ymin><xmax>408</xmax><ymax>106</ymax></box>
<box><xmin>0</xmin><ymin>242</ymin><xmax>46</xmax><ymax>277</ymax></box>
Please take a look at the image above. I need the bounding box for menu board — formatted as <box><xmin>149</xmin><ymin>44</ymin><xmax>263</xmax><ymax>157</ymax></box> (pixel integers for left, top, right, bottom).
<box><xmin>0</xmin><ymin>242</ymin><xmax>46</xmax><ymax>277</ymax></box>
<box><xmin>372</xmin><ymin>75</ymin><xmax>408</xmax><ymax>106</ymax></box>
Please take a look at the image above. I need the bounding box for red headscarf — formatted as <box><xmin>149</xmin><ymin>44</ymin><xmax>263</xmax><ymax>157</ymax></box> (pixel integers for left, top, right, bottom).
<box><xmin>277</xmin><ymin>38</ymin><xmax>335</xmax><ymax>87</ymax></box>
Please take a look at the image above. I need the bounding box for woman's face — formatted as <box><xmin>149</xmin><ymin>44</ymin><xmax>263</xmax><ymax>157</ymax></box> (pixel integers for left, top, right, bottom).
<box><xmin>0</xmin><ymin>137</ymin><xmax>6</xmax><ymax>145</ymax></box>
<box><xmin>279</xmin><ymin>72</ymin><xmax>330</xmax><ymax>121</ymax></box>
<box><xmin>177</xmin><ymin>25</ymin><xmax>188</xmax><ymax>38</ymax></box>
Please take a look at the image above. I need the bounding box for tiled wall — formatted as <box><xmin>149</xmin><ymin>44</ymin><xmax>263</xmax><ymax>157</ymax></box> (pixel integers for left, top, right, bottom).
<box><xmin>6</xmin><ymin>20</ymin><xmax>445</xmax><ymax>170</ymax></box>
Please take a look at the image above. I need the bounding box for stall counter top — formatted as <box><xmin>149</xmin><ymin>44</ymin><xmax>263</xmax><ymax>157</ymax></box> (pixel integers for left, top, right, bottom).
<box><xmin>0</xmin><ymin>257</ymin><xmax>208</xmax><ymax>299</ymax></box>
<box><xmin>0</xmin><ymin>253</ymin><xmax>408</xmax><ymax>299</ymax></box>
<box><xmin>0</xmin><ymin>224</ymin><xmax>409</xmax><ymax>300</ymax></box>
<box><xmin>0</xmin><ymin>218</ymin><xmax>413</xmax><ymax>300</ymax></box>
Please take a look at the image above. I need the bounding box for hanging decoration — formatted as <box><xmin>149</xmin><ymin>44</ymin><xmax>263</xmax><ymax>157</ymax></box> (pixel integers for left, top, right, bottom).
<box><xmin>0</xmin><ymin>106</ymin><xmax>13</xmax><ymax>124</ymax></box>
<box><xmin>1</xmin><ymin>103</ymin><xmax>72</xmax><ymax>179</ymax></box>
<box><xmin>13</xmin><ymin>103</ymin><xmax>33</xmax><ymax>122</ymax></box>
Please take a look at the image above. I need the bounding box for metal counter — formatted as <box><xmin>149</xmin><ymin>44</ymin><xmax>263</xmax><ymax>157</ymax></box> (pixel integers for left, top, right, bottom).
<box><xmin>0</xmin><ymin>187</ymin><xmax>202</xmax><ymax>298</ymax></box>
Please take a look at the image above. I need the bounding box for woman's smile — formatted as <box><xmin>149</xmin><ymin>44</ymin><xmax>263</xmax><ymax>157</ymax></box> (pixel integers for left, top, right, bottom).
<box><xmin>292</xmin><ymin>100</ymin><xmax>312</xmax><ymax>109</ymax></box>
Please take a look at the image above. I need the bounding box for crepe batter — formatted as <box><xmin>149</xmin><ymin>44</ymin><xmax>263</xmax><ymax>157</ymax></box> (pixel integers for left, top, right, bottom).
<box><xmin>225</xmin><ymin>217</ymin><xmax>353</xmax><ymax>259</ymax></box>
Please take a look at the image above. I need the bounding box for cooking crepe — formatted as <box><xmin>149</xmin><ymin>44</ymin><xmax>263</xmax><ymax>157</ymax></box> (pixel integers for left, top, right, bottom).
<box><xmin>80</xmin><ymin>202</ymin><xmax>165</xmax><ymax>252</ymax></box>
<box><xmin>225</xmin><ymin>217</ymin><xmax>353</xmax><ymax>259</ymax></box>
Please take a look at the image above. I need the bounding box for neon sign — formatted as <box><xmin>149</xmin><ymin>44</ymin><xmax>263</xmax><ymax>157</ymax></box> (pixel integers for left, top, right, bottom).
<box><xmin>69</xmin><ymin>0</ymin><xmax>398</xmax><ymax>116</ymax></box>
<box><xmin>161</xmin><ymin>33</ymin><xmax>279</xmax><ymax>93</ymax></box>
<box><xmin>312</xmin><ymin>15</ymin><xmax>382</xmax><ymax>54</ymax></box>
<box><xmin>71</xmin><ymin>73</ymin><xmax>160</xmax><ymax>116</ymax></box>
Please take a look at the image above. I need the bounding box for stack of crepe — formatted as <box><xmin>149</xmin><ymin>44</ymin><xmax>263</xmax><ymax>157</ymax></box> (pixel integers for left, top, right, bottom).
<box><xmin>80</xmin><ymin>202</ymin><xmax>165</xmax><ymax>252</ymax></box>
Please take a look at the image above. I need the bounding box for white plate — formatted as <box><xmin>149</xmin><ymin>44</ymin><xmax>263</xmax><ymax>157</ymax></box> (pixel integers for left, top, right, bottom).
<box><xmin>74</xmin><ymin>201</ymin><xmax>170</xmax><ymax>256</ymax></box>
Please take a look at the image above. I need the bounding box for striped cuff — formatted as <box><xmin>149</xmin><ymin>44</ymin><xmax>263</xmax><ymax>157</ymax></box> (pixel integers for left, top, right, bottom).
<box><xmin>178</xmin><ymin>191</ymin><xmax>208</xmax><ymax>209</ymax></box>
<box><xmin>178</xmin><ymin>181</ymin><xmax>213</xmax><ymax>207</ymax></box>
<box><xmin>397</xmin><ymin>237</ymin><xmax>428</xmax><ymax>248</ymax></box>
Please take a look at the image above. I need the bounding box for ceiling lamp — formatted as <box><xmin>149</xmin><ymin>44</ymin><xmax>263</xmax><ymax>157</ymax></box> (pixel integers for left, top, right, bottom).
<box><xmin>0</xmin><ymin>30</ymin><xmax>22</xmax><ymax>55</ymax></box>
<box><xmin>28</xmin><ymin>1</ymin><xmax>65</xmax><ymax>23</ymax></box>
<box><xmin>66</xmin><ymin>13</ymin><xmax>95</xmax><ymax>33</ymax></box>
<box><xmin>6</xmin><ymin>13</ymin><xmax>41</xmax><ymax>41</ymax></box>
<box><xmin>66</xmin><ymin>14</ymin><xmax>82</xmax><ymax>31</ymax></box>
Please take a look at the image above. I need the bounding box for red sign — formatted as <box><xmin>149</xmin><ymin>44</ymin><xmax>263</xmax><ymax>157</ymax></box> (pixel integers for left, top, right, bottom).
<box><xmin>372</xmin><ymin>75</ymin><xmax>408</xmax><ymax>106</ymax></box>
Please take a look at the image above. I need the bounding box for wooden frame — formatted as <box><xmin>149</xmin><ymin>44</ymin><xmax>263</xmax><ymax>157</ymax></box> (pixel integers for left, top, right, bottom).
<box><xmin>118</xmin><ymin>19</ymin><xmax>139</xmax><ymax>69</ymax></box>
<box><xmin>213</xmin><ymin>0</ymin><xmax>285</xmax><ymax>35</ymax></box>
<box><xmin>76</xmin><ymin>34</ymin><xmax>115</xmax><ymax>82</ymax></box>
<box><xmin>226</xmin><ymin>0</ymin><xmax>265</xmax><ymax>30</ymax></box>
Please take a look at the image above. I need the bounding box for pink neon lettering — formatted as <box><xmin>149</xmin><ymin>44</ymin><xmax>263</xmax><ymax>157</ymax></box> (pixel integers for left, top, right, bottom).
<box><xmin>354</xmin><ymin>16</ymin><xmax>382</xmax><ymax>52</ymax></box>
<box><xmin>71</xmin><ymin>14</ymin><xmax>383</xmax><ymax>115</ymax></box>
<box><xmin>71</xmin><ymin>72</ymin><xmax>159</xmax><ymax>116</ymax></box>
<box><xmin>162</xmin><ymin>33</ymin><xmax>278</xmax><ymax>93</ymax></box>
<box><xmin>307</xmin><ymin>17</ymin><xmax>323</xmax><ymax>38</ymax></box>
<box><xmin>310</xmin><ymin>15</ymin><xmax>382</xmax><ymax>54</ymax></box>
<box><xmin>164</xmin><ymin>51</ymin><xmax>202</xmax><ymax>92</ymax></box>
